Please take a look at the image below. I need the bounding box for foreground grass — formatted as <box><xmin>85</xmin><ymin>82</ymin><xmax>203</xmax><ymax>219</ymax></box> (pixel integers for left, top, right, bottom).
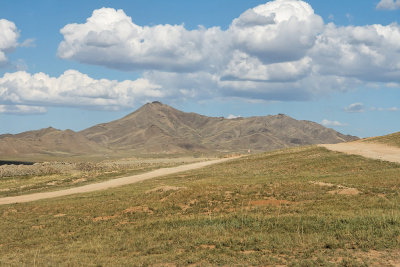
<box><xmin>0</xmin><ymin>146</ymin><xmax>399</xmax><ymax>266</ymax></box>
<box><xmin>365</xmin><ymin>131</ymin><xmax>400</xmax><ymax>148</ymax></box>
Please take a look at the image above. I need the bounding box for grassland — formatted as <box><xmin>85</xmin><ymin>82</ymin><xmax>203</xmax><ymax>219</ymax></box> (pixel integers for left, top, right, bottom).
<box><xmin>0</xmin><ymin>157</ymin><xmax>207</xmax><ymax>197</ymax></box>
<box><xmin>0</xmin><ymin>146</ymin><xmax>399</xmax><ymax>266</ymax></box>
<box><xmin>365</xmin><ymin>131</ymin><xmax>400</xmax><ymax>148</ymax></box>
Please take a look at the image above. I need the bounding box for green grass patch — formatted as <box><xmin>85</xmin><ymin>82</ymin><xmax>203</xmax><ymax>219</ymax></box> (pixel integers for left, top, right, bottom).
<box><xmin>0</xmin><ymin>146</ymin><xmax>399</xmax><ymax>265</ymax></box>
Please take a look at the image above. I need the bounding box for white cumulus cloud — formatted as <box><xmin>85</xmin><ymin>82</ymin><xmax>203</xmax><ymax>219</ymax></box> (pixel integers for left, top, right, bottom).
<box><xmin>57</xmin><ymin>8</ymin><xmax>226</xmax><ymax>72</ymax></box>
<box><xmin>344</xmin><ymin>103</ymin><xmax>365</xmax><ymax>113</ymax></box>
<box><xmin>221</xmin><ymin>52</ymin><xmax>312</xmax><ymax>82</ymax></box>
<box><xmin>0</xmin><ymin>70</ymin><xmax>163</xmax><ymax>112</ymax></box>
<box><xmin>229</xmin><ymin>0</ymin><xmax>324</xmax><ymax>64</ymax></box>
<box><xmin>311</xmin><ymin>23</ymin><xmax>400</xmax><ymax>83</ymax></box>
<box><xmin>376</xmin><ymin>0</ymin><xmax>400</xmax><ymax>10</ymax></box>
<box><xmin>55</xmin><ymin>0</ymin><xmax>400</xmax><ymax>104</ymax></box>
<box><xmin>0</xmin><ymin>19</ymin><xmax>20</xmax><ymax>66</ymax></box>
<box><xmin>321</xmin><ymin>119</ymin><xmax>347</xmax><ymax>127</ymax></box>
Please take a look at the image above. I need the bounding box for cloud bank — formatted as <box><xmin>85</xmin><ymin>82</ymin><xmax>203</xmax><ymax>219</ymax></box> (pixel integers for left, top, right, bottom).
<box><xmin>3</xmin><ymin>0</ymin><xmax>400</xmax><ymax>113</ymax></box>
<box><xmin>344</xmin><ymin>103</ymin><xmax>399</xmax><ymax>113</ymax></box>
<box><xmin>0</xmin><ymin>70</ymin><xmax>163</xmax><ymax>111</ymax></box>
<box><xmin>0</xmin><ymin>105</ymin><xmax>46</xmax><ymax>115</ymax></box>
<box><xmin>55</xmin><ymin>0</ymin><xmax>400</xmax><ymax>103</ymax></box>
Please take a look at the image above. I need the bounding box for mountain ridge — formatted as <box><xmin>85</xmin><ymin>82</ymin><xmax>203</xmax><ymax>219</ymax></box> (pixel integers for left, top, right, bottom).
<box><xmin>0</xmin><ymin>101</ymin><xmax>358</xmax><ymax>159</ymax></box>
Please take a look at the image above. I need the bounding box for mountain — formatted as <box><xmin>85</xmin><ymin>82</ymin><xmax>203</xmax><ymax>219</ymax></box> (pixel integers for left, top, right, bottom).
<box><xmin>80</xmin><ymin>101</ymin><xmax>358</xmax><ymax>153</ymax></box>
<box><xmin>0</xmin><ymin>102</ymin><xmax>358</xmax><ymax>159</ymax></box>
<box><xmin>0</xmin><ymin>127</ymin><xmax>106</xmax><ymax>158</ymax></box>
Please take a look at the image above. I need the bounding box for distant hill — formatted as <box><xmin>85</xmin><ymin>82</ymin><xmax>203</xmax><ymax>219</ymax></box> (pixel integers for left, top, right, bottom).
<box><xmin>80</xmin><ymin>101</ymin><xmax>357</xmax><ymax>153</ymax></box>
<box><xmin>0</xmin><ymin>127</ymin><xmax>107</xmax><ymax>158</ymax></box>
<box><xmin>0</xmin><ymin>102</ymin><xmax>358</xmax><ymax>159</ymax></box>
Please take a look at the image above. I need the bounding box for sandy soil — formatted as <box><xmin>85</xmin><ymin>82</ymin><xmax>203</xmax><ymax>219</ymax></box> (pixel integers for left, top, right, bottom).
<box><xmin>310</xmin><ymin>181</ymin><xmax>361</xmax><ymax>195</ymax></box>
<box><xmin>0</xmin><ymin>157</ymin><xmax>237</xmax><ymax>205</ymax></box>
<box><xmin>319</xmin><ymin>141</ymin><xmax>400</xmax><ymax>164</ymax></box>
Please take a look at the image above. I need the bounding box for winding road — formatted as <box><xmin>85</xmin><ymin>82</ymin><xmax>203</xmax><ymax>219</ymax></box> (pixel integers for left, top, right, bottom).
<box><xmin>319</xmin><ymin>141</ymin><xmax>400</xmax><ymax>164</ymax></box>
<box><xmin>1</xmin><ymin>141</ymin><xmax>399</xmax><ymax>206</ymax></box>
<box><xmin>0</xmin><ymin>157</ymin><xmax>237</xmax><ymax>205</ymax></box>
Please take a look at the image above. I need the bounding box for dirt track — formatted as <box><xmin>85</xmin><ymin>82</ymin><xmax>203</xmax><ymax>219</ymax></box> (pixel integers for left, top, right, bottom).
<box><xmin>0</xmin><ymin>157</ymin><xmax>237</xmax><ymax>205</ymax></box>
<box><xmin>320</xmin><ymin>141</ymin><xmax>400</xmax><ymax>164</ymax></box>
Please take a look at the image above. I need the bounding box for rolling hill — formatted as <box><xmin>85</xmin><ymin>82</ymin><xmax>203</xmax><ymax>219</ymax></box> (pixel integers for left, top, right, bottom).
<box><xmin>0</xmin><ymin>127</ymin><xmax>107</xmax><ymax>158</ymax></box>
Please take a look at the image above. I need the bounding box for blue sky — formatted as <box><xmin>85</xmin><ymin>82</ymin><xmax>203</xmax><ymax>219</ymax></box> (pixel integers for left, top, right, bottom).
<box><xmin>0</xmin><ymin>0</ymin><xmax>399</xmax><ymax>137</ymax></box>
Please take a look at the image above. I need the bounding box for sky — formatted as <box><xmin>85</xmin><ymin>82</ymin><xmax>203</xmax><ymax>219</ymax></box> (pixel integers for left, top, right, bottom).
<box><xmin>0</xmin><ymin>0</ymin><xmax>399</xmax><ymax>138</ymax></box>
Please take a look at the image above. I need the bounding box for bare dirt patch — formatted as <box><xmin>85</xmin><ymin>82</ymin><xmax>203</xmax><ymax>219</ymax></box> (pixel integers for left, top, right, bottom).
<box><xmin>71</xmin><ymin>178</ymin><xmax>87</xmax><ymax>184</ymax></box>
<box><xmin>350</xmin><ymin>249</ymin><xmax>400</xmax><ymax>266</ymax></box>
<box><xmin>311</xmin><ymin>181</ymin><xmax>361</xmax><ymax>195</ymax></box>
<box><xmin>320</xmin><ymin>141</ymin><xmax>400</xmax><ymax>164</ymax></box>
<box><xmin>311</xmin><ymin>181</ymin><xmax>335</xmax><ymax>187</ymax></box>
<box><xmin>328</xmin><ymin>188</ymin><xmax>361</xmax><ymax>195</ymax></box>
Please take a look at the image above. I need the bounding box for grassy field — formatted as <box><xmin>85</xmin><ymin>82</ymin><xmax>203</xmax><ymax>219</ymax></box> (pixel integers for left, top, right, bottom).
<box><xmin>0</xmin><ymin>146</ymin><xmax>399</xmax><ymax>266</ymax></box>
<box><xmin>364</xmin><ymin>131</ymin><xmax>400</xmax><ymax>148</ymax></box>
<box><xmin>0</xmin><ymin>157</ymin><xmax>208</xmax><ymax>197</ymax></box>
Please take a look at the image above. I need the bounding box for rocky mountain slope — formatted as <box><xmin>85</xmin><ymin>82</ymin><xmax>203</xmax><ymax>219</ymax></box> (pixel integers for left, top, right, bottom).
<box><xmin>81</xmin><ymin>101</ymin><xmax>357</xmax><ymax>153</ymax></box>
<box><xmin>0</xmin><ymin>101</ymin><xmax>358</xmax><ymax>158</ymax></box>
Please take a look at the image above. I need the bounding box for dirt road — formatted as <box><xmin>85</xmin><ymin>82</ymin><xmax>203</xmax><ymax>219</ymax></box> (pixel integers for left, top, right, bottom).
<box><xmin>320</xmin><ymin>141</ymin><xmax>400</xmax><ymax>164</ymax></box>
<box><xmin>0</xmin><ymin>157</ymin><xmax>237</xmax><ymax>205</ymax></box>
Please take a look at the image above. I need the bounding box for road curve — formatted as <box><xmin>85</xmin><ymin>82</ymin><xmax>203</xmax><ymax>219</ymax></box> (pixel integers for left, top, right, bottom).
<box><xmin>0</xmin><ymin>157</ymin><xmax>238</xmax><ymax>205</ymax></box>
<box><xmin>319</xmin><ymin>142</ymin><xmax>400</xmax><ymax>164</ymax></box>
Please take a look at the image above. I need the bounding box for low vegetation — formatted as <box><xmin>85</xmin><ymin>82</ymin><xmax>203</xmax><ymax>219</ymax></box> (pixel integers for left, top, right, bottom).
<box><xmin>0</xmin><ymin>146</ymin><xmax>399</xmax><ymax>265</ymax></box>
<box><xmin>0</xmin><ymin>157</ymin><xmax>207</xmax><ymax>197</ymax></box>
<box><xmin>365</xmin><ymin>131</ymin><xmax>400</xmax><ymax>148</ymax></box>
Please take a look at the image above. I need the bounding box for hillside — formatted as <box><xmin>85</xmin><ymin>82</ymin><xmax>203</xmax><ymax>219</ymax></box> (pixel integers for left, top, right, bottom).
<box><xmin>81</xmin><ymin>101</ymin><xmax>357</xmax><ymax>153</ymax></box>
<box><xmin>363</xmin><ymin>131</ymin><xmax>400</xmax><ymax>148</ymax></box>
<box><xmin>0</xmin><ymin>102</ymin><xmax>358</xmax><ymax>159</ymax></box>
<box><xmin>0</xmin><ymin>145</ymin><xmax>399</xmax><ymax>265</ymax></box>
<box><xmin>0</xmin><ymin>127</ymin><xmax>107</xmax><ymax>159</ymax></box>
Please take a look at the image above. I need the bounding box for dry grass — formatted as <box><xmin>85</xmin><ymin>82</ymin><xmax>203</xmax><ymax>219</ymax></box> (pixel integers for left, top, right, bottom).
<box><xmin>0</xmin><ymin>157</ymin><xmax>207</xmax><ymax>197</ymax></box>
<box><xmin>0</xmin><ymin>146</ymin><xmax>399</xmax><ymax>265</ymax></box>
<box><xmin>364</xmin><ymin>131</ymin><xmax>400</xmax><ymax>147</ymax></box>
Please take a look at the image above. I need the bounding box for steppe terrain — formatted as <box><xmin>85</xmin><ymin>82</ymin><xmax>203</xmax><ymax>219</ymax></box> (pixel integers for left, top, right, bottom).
<box><xmin>0</xmin><ymin>132</ymin><xmax>399</xmax><ymax>266</ymax></box>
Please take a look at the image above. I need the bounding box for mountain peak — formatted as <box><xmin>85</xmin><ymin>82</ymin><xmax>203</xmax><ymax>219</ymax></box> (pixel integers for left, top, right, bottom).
<box><xmin>80</xmin><ymin>103</ymin><xmax>358</xmax><ymax>154</ymax></box>
<box><xmin>143</xmin><ymin>101</ymin><xmax>165</xmax><ymax>108</ymax></box>
<box><xmin>140</xmin><ymin>101</ymin><xmax>170</xmax><ymax>110</ymax></box>
<box><xmin>123</xmin><ymin>101</ymin><xmax>178</xmax><ymax>119</ymax></box>
<box><xmin>1</xmin><ymin>102</ymin><xmax>359</xmax><ymax>157</ymax></box>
